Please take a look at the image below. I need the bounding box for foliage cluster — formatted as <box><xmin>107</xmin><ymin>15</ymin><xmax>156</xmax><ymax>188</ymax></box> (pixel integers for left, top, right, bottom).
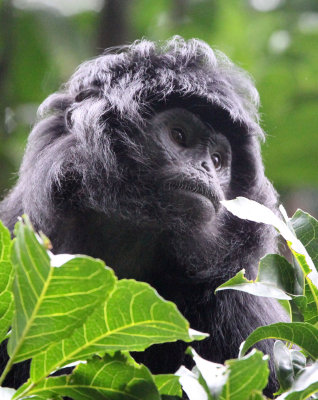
<box><xmin>0</xmin><ymin>197</ymin><xmax>317</xmax><ymax>399</ymax></box>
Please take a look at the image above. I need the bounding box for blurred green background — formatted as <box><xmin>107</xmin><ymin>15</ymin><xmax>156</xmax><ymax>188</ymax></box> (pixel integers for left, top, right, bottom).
<box><xmin>0</xmin><ymin>0</ymin><xmax>317</xmax><ymax>216</ymax></box>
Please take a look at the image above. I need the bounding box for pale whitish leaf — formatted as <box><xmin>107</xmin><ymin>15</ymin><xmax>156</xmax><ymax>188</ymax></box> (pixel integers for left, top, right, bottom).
<box><xmin>19</xmin><ymin>397</ymin><xmax>55</xmax><ymax>400</ymax></box>
<box><xmin>274</xmin><ymin>341</ymin><xmax>296</xmax><ymax>390</ymax></box>
<box><xmin>221</xmin><ymin>198</ymin><xmax>296</xmax><ymax>244</ymax></box>
<box><xmin>189</xmin><ymin>328</ymin><xmax>209</xmax><ymax>340</ymax></box>
<box><xmin>8</xmin><ymin>217</ymin><xmax>116</xmax><ymax>362</ymax></box>
<box><xmin>216</xmin><ymin>254</ymin><xmax>296</xmax><ymax>300</ymax></box>
<box><xmin>176</xmin><ymin>366</ymin><xmax>209</xmax><ymax>400</ymax></box>
<box><xmin>189</xmin><ymin>348</ymin><xmax>228</xmax><ymax>398</ymax></box>
<box><xmin>49</xmin><ymin>253</ymin><xmax>76</xmax><ymax>267</ymax></box>
<box><xmin>274</xmin><ymin>346</ymin><xmax>307</xmax><ymax>394</ymax></box>
<box><xmin>216</xmin><ymin>270</ymin><xmax>291</xmax><ymax>300</ymax></box>
<box><xmin>24</xmin><ymin>353</ymin><xmax>160</xmax><ymax>400</ymax></box>
<box><xmin>0</xmin><ymin>387</ymin><xmax>16</xmax><ymax>400</ymax></box>
<box><xmin>0</xmin><ymin>221</ymin><xmax>14</xmax><ymax>343</ymax></box>
<box><xmin>31</xmin><ymin>279</ymin><xmax>197</xmax><ymax>382</ymax></box>
<box><xmin>276</xmin><ymin>362</ymin><xmax>318</xmax><ymax>399</ymax></box>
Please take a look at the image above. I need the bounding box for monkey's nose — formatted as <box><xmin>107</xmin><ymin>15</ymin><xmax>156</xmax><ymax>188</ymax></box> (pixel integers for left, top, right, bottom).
<box><xmin>201</xmin><ymin>161</ymin><xmax>211</xmax><ymax>172</ymax></box>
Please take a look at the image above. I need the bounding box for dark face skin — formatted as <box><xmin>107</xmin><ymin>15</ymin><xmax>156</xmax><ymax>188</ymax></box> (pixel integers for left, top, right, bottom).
<box><xmin>141</xmin><ymin>108</ymin><xmax>232</xmax><ymax>230</ymax></box>
<box><xmin>73</xmin><ymin>107</ymin><xmax>233</xmax><ymax>282</ymax></box>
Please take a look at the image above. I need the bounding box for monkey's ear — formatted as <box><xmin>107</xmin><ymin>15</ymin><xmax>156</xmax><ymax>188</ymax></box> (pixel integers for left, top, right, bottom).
<box><xmin>65</xmin><ymin>89</ymin><xmax>100</xmax><ymax>130</ymax></box>
<box><xmin>75</xmin><ymin>88</ymin><xmax>100</xmax><ymax>103</ymax></box>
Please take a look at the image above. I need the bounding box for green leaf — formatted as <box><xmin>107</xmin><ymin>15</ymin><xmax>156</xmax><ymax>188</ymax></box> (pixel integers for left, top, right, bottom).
<box><xmin>220</xmin><ymin>350</ymin><xmax>269</xmax><ymax>400</ymax></box>
<box><xmin>216</xmin><ymin>254</ymin><xmax>294</xmax><ymax>300</ymax></box>
<box><xmin>304</xmin><ymin>287</ymin><xmax>318</xmax><ymax>325</ymax></box>
<box><xmin>8</xmin><ymin>217</ymin><xmax>116</xmax><ymax>363</ymax></box>
<box><xmin>290</xmin><ymin>295</ymin><xmax>307</xmax><ymax>322</ymax></box>
<box><xmin>0</xmin><ymin>220</ymin><xmax>12</xmax><ymax>274</ymax></box>
<box><xmin>291</xmin><ymin>251</ymin><xmax>318</xmax><ymax>324</ymax></box>
<box><xmin>31</xmin><ymin>279</ymin><xmax>199</xmax><ymax>382</ymax></box>
<box><xmin>257</xmin><ymin>254</ymin><xmax>296</xmax><ymax>294</ymax></box>
<box><xmin>291</xmin><ymin>210</ymin><xmax>318</xmax><ymax>270</ymax></box>
<box><xmin>0</xmin><ymin>220</ymin><xmax>14</xmax><ymax>343</ymax></box>
<box><xmin>247</xmin><ymin>392</ymin><xmax>266</xmax><ymax>400</ymax></box>
<box><xmin>274</xmin><ymin>341</ymin><xmax>293</xmax><ymax>391</ymax></box>
<box><xmin>20</xmin><ymin>353</ymin><xmax>160</xmax><ymax>400</ymax></box>
<box><xmin>217</xmin><ymin>269</ymin><xmax>290</xmax><ymax>299</ymax></box>
<box><xmin>240</xmin><ymin>322</ymin><xmax>318</xmax><ymax>359</ymax></box>
<box><xmin>288</xmin><ymin>211</ymin><xmax>318</xmax><ymax>322</ymax></box>
<box><xmin>273</xmin><ymin>341</ymin><xmax>306</xmax><ymax>391</ymax></box>
<box><xmin>154</xmin><ymin>375</ymin><xmax>182</xmax><ymax>397</ymax></box>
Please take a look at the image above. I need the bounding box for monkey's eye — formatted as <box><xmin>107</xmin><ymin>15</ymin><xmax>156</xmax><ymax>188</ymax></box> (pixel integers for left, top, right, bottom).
<box><xmin>211</xmin><ymin>153</ymin><xmax>222</xmax><ymax>170</ymax></box>
<box><xmin>170</xmin><ymin>128</ymin><xmax>187</xmax><ymax>147</ymax></box>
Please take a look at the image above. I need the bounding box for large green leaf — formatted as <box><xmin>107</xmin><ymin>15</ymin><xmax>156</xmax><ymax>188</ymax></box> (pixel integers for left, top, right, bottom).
<box><xmin>8</xmin><ymin>217</ymin><xmax>116</xmax><ymax>363</ymax></box>
<box><xmin>18</xmin><ymin>353</ymin><xmax>160</xmax><ymax>400</ymax></box>
<box><xmin>30</xmin><ymin>279</ymin><xmax>205</xmax><ymax>382</ymax></box>
<box><xmin>0</xmin><ymin>220</ymin><xmax>14</xmax><ymax>343</ymax></box>
<box><xmin>240</xmin><ymin>322</ymin><xmax>318</xmax><ymax>359</ymax></box>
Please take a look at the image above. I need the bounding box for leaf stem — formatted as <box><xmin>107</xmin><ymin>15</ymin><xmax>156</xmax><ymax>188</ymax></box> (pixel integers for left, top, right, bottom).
<box><xmin>0</xmin><ymin>357</ymin><xmax>14</xmax><ymax>386</ymax></box>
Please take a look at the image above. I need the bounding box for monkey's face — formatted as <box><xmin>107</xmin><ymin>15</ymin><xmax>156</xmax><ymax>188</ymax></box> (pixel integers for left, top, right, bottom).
<box><xmin>127</xmin><ymin>108</ymin><xmax>232</xmax><ymax>230</ymax></box>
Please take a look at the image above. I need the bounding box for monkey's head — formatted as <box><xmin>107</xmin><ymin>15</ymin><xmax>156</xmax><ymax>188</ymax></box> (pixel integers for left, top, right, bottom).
<box><xmin>2</xmin><ymin>37</ymin><xmax>277</xmax><ymax>279</ymax></box>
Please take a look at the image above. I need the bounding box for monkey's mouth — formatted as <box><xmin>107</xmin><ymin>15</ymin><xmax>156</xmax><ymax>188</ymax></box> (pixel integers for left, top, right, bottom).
<box><xmin>163</xmin><ymin>181</ymin><xmax>220</xmax><ymax>211</ymax></box>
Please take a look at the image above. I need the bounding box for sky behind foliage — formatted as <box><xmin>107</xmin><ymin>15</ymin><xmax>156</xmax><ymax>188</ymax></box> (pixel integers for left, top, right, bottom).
<box><xmin>0</xmin><ymin>0</ymin><xmax>317</xmax><ymax>215</ymax></box>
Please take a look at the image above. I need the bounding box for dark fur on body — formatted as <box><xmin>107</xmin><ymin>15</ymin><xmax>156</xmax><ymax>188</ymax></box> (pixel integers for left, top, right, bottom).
<box><xmin>0</xmin><ymin>37</ymin><xmax>287</xmax><ymax>395</ymax></box>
